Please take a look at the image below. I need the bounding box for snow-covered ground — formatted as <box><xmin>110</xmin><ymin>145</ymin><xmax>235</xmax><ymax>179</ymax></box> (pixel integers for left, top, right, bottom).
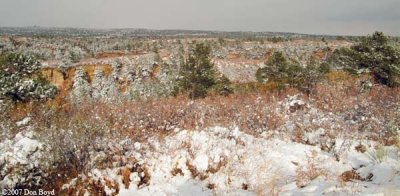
<box><xmin>62</xmin><ymin>126</ymin><xmax>400</xmax><ymax>195</ymax></box>
<box><xmin>0</xmin><ymin>121</ymin><xmax>48</xmax><ymax>190</ymax></box>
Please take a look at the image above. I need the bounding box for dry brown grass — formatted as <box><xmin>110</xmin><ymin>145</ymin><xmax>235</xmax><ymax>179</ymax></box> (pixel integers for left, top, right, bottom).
<box><xmin>295</xmin><ymin>151</ymin><xmax>326</xmax><ymax>188</ymax></box>
<box><xmin>89</xmin><ymin>90</ymin><xmax>295</xmax><ymax>138</ymax></box>
<box><xmin>94</xmin><ymin>51</ymin><xmax>144</xmax><ymax>59</ymax></box>
<box><xmin>325</xmin><ymin>71</ymin><xmax>352</xmax><ymax>82</ymax></box>
<box><xmin>120</xmin><ymin>167</ymin><xmax>131</xmax><ymax>189</ymax></box>
<box><xmin>339</xmin><ymin>169</ymin><xmax>373</xmax><ymax>183</ymax></box>
<box><xmin>13</xmin><ymin>71</ymin><xmax>400</xmax><ymax>144</ymax></box>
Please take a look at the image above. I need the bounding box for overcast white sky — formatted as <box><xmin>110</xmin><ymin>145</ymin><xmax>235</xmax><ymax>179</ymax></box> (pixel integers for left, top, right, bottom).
<box><xmin>0</xmin><ymin>0</ymin><xmax>399</xmax><ymax>35</ymax></box>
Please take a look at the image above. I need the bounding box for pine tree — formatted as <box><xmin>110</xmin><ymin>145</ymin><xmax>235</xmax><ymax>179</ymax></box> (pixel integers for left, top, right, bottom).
<box><xmin>59</xmin><ymin>57</ymin><xmax>72</xmax><ymax>79</ymax></box>
<box><xmin>91</xmin><ymin>67</ymin><xmax>106</xmax><ymax>101</ymax></box>
<box><xmin>55</xmin><ymin>49</ymin><xmax>63</xmax><ymax>60</ymax></box>
<box><xmin>71</xmin><ymin>67</ymin><xmax>91</xmax><ymax>105</ymax></box>
<box><xmin>177</xmin><ymin>43</ymin><xmax>217</xmax><ymax>99</ymax></box>
<box><xmin>256</xmin><ymin>51</ymin><xmax>290</xmax><ymax>83</ymax></box>
<box><xmin>212</xmin><ymin>75</ymin><xmax>234</xmax><ymax>96</ymax></box>
<box><xmin>104</xmin><ymin>62</ymin><xmax>120</xmax><ymax>102</ymax></box>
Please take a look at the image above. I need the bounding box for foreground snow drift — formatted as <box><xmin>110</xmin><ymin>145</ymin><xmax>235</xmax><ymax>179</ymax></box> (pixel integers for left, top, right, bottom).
<box><xmin>63</xmin><ymin>126</ymin><xmax>400</xmax><ymax>195</ymax></box>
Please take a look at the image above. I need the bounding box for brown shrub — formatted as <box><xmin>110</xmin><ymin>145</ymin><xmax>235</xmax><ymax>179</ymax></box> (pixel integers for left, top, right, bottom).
<box><xmin>120</xmin><ymin>167</ymin><xmax>131</xmax><ymax>189</ymax></box>
<box><xmin>340</xmin><ymin>170</ymin><xmax>363</xmax><ymax>182</ymax></box>
<box><xmin>355</xmin><ymin>143</ymin><xmax>367</xmax><ymax>153</ymax></box>
<box><xmin>171</xmin><ymin>168</ymin><xmax>184</xmax><ymax>176</ymax></box>
<box><xmin>340</xmin><ymin>170</ymin><xmax>373</xmax><ymax>182</ymax></box>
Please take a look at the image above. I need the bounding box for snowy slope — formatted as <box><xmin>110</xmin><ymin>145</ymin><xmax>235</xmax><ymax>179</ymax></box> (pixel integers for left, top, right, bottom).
<box><xmin>63</xmin><ymin>126</ymin><xmax>400</xmax><ymax>195</ymax></box>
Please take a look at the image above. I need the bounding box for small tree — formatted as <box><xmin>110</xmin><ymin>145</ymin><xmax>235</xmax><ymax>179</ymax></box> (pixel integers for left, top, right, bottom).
<box><xmin>91</xmin><ymin>67</ymin><xmax>106</xmax><ymax>101</ymax></box>
<box><xmin>102</xmin><ymin>62</ymin><xmax>121</xmax><ymax>102</ymax></box>
<box><xmin>0</xmin><ymin>53</ymin><xmax>57</xmax><ymax>102</ymax></box>
<box><xmin>212</xmin><ymin>75</ymin><xmax>234</xmax><ymax>96</ymax></box>
<box><xmin>71</xmin><ymin>67</ymin><xmax>91</xmax><ymax>105</ymax></box>
<box><xmin>296</xmin><ymin>58</ymin><xmax>323</xmax><ymax>94</ymax></box>
<box><xmin>177</xmin><ymin>43</ymin><xmax>217</xmax><ymax>99</ymax></box>
<box><xmin>256</xmin><ymin>51</ymin><xmax>290</xmax><ymax>84</ymax></box>
<box><xmin>59</xmin><ymin>57</ymin><xmax>72</xmax><ymax>80</ymax></box>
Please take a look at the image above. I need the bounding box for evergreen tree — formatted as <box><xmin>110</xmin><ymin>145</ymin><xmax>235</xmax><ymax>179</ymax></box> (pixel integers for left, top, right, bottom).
<box><xmin>212</xmin><ymin>75</ymin><xmax>234</xmax><ymax>96</ymax></box>
<box><xmin>256</xmin><ymin>51</ymin><xmax>290</xmax><ymax>83</ymax></box>
<box><xmin>177</xmin><ymin>43</ymin><xmax>217</xmax><ymax>99</ymax></box>
<box><xmin>59</xmin><ymin>57</ymin><xmax>72</xmax><ymax>79</ymax></box>
<box><xmin>71</xmin><ymin>67</ymin><xmax>91</xmax><ymax>104</ymax></box>
<box><xmin>70</xmin><ymin>46</ymin><xmax>85</xmax><ymax>63</ymax></box>
<box><xmin>55</xmin><ymin>49</ymin><xmax>63</xmax><ymax>60</ymax></box>
<box><xmin>91</xmin><ymin>67</ymin><xmax>106</xmax><ymax>101</ymax></box>
<box><xmin>177</xmin><ymin>44</ymin><xmax>186</xmax><ymax>68</ymax></box>
<box><xmin>104</xmin><ymin>62</ymin><xmax>121</xmax><ymax>102</ymax></box>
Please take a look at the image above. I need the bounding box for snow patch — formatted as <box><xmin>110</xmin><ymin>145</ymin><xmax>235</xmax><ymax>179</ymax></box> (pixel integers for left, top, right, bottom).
<box><xmin>16</xmin><ymin>117</ymin><xmax>31</xmax><ymax>127</ymax></box>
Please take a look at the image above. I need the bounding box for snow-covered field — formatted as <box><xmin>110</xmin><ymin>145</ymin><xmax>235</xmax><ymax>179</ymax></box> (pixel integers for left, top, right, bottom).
<box><xmin>57</xmin><ymin>125</ymin><xmax>399</xmax><ymax>195</ymax></box>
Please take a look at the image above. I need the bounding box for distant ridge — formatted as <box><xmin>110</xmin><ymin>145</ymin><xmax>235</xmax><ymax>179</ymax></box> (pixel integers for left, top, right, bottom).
<box><xmin>0</xmin><ymin>26</ymin><xmax>352</xmax><ymax>39</ymax></box>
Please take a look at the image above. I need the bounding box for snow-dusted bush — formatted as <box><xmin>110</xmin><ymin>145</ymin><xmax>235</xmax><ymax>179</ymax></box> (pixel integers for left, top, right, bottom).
<box><xmin>69</xmin><ymin>46</ymin><xmax>86</xmax><ymax>63</ymax></box>
<box><xmin>91</xmin><ymin>64</ymin><xmax>121</xmax><ymax>103</ymax></box>
<box><xmin>32</xmin><ymin>103</ymin><xmax>127</xmax><ymax>185</ymax></box>
<box><xmin>91</xmin><ymin>67</ymin><xmax>107</xmax><ymax>101</ymax></box>
<box><xmin>0</xmin><ymin>53</ymin><xmax>57</xmax><ymax>102</ymax></box>
<box><xmin>123</xmin><ymin>61</ymin><xmax>179</xmax><ymax>100</ymax></box>
<box><xmin>0</xmin><ymin>129</ymin><xmax>51</xmax><ymax>190</ymax></box>
<box><xmin>70</xmin><ymin>67</ymin><xmax>91</xmax><ymax>105</ymax></box>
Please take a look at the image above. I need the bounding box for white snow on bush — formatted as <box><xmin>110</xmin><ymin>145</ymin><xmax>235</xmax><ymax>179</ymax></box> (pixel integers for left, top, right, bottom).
<box><xmin>16</xmin><ymin>117</ymin><xmax>31</xmax><ymax>127</ymax></box>
<box><xmin>0</xmin><ymin>130</ymin><xmax>47</xmax><ymax>189</ymax></box>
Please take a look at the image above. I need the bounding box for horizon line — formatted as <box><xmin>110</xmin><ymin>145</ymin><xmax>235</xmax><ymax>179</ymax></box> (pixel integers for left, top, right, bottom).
<box><xmin>0</xmin><ymin>25</ymin><xmax>380</xmax><ymax>37</ymax></box>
